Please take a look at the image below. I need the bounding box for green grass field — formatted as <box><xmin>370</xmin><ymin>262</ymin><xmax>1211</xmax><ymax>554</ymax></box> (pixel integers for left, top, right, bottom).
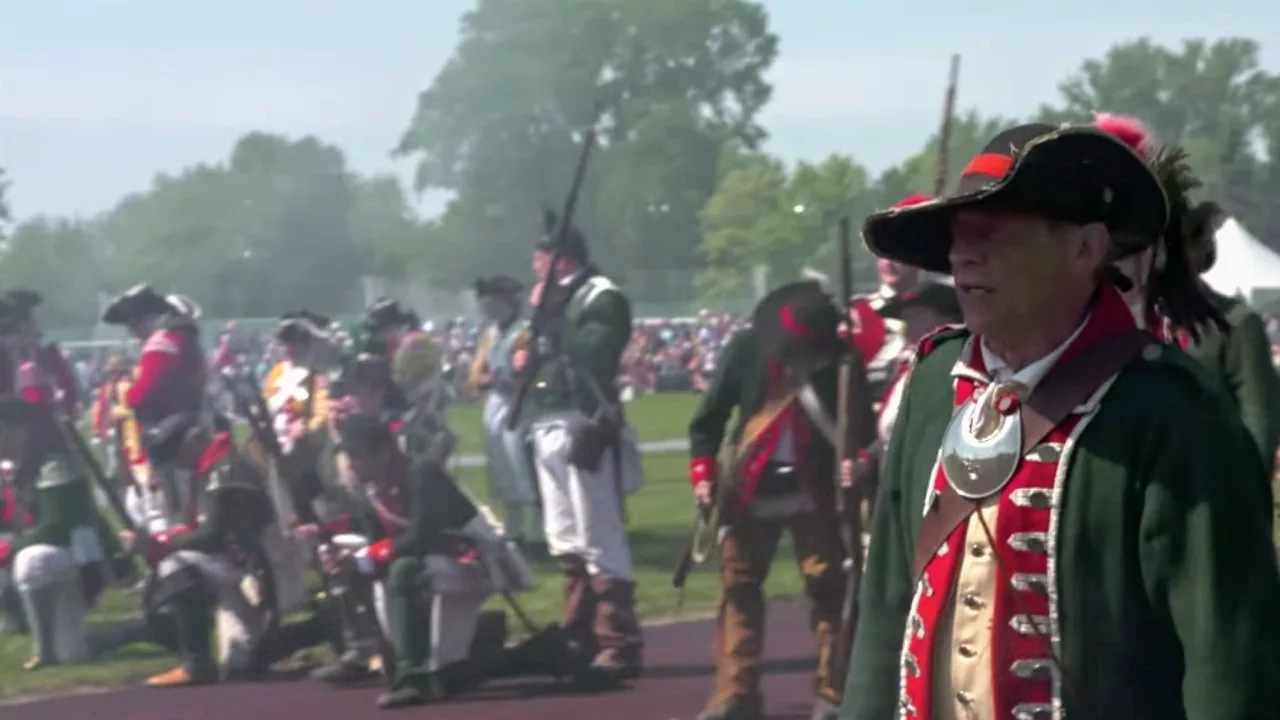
<box><xmin>0</xmin><ymin>446</ymin><xmax>808</xmax><ymax>701</ymax></box>
<box><xmin>446</xmin><ymin>392</ymin><xmax>699</xmax><ymax>456</ymax></box>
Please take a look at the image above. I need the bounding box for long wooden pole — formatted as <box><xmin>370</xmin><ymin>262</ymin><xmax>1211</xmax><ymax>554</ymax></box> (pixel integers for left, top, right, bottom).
<box><xmin>933</xmin><ymin>55</ymin><xmax>961</xmax><ymax>197</ymax></box>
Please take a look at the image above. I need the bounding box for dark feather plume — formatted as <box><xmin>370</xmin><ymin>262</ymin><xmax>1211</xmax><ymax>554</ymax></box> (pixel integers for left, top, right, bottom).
<box><xmin>1145</xmin><ymin>144</ymin><xmax>1227</xmax><ymax>343</ymax></box>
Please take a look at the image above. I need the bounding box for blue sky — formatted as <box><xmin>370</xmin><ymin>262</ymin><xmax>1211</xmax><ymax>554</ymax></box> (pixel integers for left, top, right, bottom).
<box><xmin>2</xmin><ymin>0</ymin><xmax>1277</xmax><ymax>221</ymax></box>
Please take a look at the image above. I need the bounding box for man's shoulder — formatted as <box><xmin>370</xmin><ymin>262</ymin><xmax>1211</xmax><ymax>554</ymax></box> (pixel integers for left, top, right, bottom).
<box><xmin>574</xmin><ymin>274</ymin><xmax>629</xmax><ymax>313</ymax></box>
<box><xmin>143</xmin><ymin>328</ymin><xmax>184</xmax><ymax>355</ymax></box>
<box><xmin>1105</xmin><ymin>342</ymin><xmax>1237</xmax><ymax>427</ymax></box>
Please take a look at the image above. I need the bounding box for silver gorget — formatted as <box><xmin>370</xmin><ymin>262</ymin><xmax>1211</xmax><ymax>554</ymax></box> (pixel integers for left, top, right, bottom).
<box><xmin>940</xmin><ymin>381</ymin><xmax>1027</xmax><ymax>499</ymax></box>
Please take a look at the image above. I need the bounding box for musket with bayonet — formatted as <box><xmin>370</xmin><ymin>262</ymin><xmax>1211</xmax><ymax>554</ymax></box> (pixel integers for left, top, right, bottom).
<box><xmin>933</xmin><ymin>54</ymin><xmax>961</xmax><ymax>197</ymax></box>
<box><xmin>504</xmin><ymin>113</ymin><xmax>601</xmax><ymax>431</ymax></box>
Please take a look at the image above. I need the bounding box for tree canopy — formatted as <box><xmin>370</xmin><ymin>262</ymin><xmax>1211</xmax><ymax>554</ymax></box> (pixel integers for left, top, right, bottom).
<box><xmin>3</xmin><ymin>20</ymin><xmax>1279</xmax><ymax>328</ymax></box>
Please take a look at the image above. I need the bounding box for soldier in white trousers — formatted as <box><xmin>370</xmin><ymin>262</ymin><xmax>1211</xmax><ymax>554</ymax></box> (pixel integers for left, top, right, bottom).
<box><xmin>512</xmin><ymin>212</ymin><xmax>645</xmax><ymax>680</ymax></box>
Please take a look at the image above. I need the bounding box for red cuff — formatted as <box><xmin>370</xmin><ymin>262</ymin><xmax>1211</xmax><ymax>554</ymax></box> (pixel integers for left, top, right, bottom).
<box><xmin>0</xmin><ymin>539</ymin><xmax>11</xmax><ymax>568</ymax></box>
<box><xmin>369</xmin><ymin>538</ymin><xmax>393</xmax><ymax>566</ymax></box>
<box><xmin>856</xmin><ymin>449</ymin><xmax>873</xmax><ymax>464</ymax></box>
<box><xmin>147</xmin><ymin>525</ymin><xmax>193</xmax><ymax>564</ymax></box>
<box><xmin>690</xmin><ymin>457</ymin><xmax>714</xmax><ymax>486</ymax></box>
<box><xmin>321</xmin><ymin>515</ymin><xmax>354</xmax><ymax>536</ymax></box>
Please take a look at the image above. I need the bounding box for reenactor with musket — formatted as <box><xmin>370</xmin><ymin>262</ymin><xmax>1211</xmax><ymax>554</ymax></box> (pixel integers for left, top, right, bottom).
<box><xmin>468</xmin><ymin>275</ymin><xmax>542</xmax><ymax>550</ymax></box>
<box><xmin>511</xmin><ymin>209</ymin><xmax>646</xmax><ymax>681</ymax></box>
<box><xmin>687</xmin><ymin>281</ymin><xmax>876</xmax><ymax>720</ymax></box>
<box><xmin>0</xmin><ymin>394</ymin><xmax>111</xmax><ymax>670</ymax></box>
<box><xmin>101</xmin><ymin>285</ymin><xmax>208</xmax><ymax>524</ymax></box>
<box><xmin>119</xmin><ymin>414</ymin><xmax>279</xmax><ymax>687</ymax></box>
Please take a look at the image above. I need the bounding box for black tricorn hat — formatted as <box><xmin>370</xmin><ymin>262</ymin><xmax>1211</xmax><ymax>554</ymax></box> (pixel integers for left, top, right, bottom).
<box><xmin>864</xmin><ymin>123</ymin><xmax>1169</xmax><ymax>274</ymax></box>
<box><xmin>879</xmin><ymin>282</ymin><xmax>963</xmax><ymax>323</ymax></box>
<box><xmin>473</xmin><ymin>274</ymin><xmax>523</xmax><ymax>298</ymax></box>
<box><xmin>277</xmin><ymin>309</ymin><xmax>333</xmax><ymax>345</ymax></box>
<box><xmin>751</xmin><ymin>281</ymin><xmax>844</xmax><ymax>371</ymax></box>
<box><xmin>101</xmin><ymin>284</ymin><xmax>174</xmax><ymax>325</ymax></box>
<box><xmin>363</xmin><ymin>298</ymin><xmax>417</xmax><ymax>333</ymax></box>
<box><xmin>0</xmin><ymin>289</ymin><xmax>43</xmax><ymax>334</ymax></box>
<box><xmin>536</xmin><ymin>207</ymin><xmax>589</xmax><ymax>262</ymax></box>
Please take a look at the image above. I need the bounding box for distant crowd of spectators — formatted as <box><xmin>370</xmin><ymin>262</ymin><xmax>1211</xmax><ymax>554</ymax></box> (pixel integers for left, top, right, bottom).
<box><xmin>62</xmin><ymin>311</ymin><xmax>746</xmax><ymax>405</ymax></box>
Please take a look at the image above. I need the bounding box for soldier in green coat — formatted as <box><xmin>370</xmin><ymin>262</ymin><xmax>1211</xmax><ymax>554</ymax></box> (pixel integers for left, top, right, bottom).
<box><xmin>842</xmin><ymin>121</ymin><xmax>1280</xmax><ymax>719</ymax></box>
<box><xmin>689</xmin><ymin>281</ymin><xmax>876</xmax><ymax>720</ymax></box>
<box><xmin>1116</xmin><ymin>193</ymin><xmax>1280</xmax><ymax>475</ymax></box>
<box><xmin>511</xmin><ymin>208</ymin><xmax>643</xmax><ymax>679</ymax></box>
<box><xmin>0</xmin><ymin>395</ymin><xmax>103</xmax><ymax>670</ymax></box>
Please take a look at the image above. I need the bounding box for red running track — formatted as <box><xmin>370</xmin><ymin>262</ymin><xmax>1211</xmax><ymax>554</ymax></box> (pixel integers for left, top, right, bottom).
<box><xmin>4</xmin><ymin>602</ymin><xmax>822</xmax><ymax>720</ymax></box>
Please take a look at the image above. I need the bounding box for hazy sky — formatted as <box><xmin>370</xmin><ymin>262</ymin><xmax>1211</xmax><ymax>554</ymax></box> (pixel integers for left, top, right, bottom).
<box><xmin>3</xmin><ymin>0</ymin><xmax>1277</xmax><ymax>221</ymax></box>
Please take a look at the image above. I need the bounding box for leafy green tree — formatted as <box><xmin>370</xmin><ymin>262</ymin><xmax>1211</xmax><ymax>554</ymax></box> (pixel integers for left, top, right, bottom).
<box><xmin>395</xmin><ymin>0</ymin><xmax>778</xmax><ymax>297</ymax></box>
<box><xmin>0</xmin><ymin>168</ymin><xmax>10</xmax><ymax>241</ymax></box>
<box><xmin>1035</xmin><ymin>38</ymin><xmax>1280</xmax><ymax>241</ymax></box>
<box><xmin>0</xmin><ymin>217</ymin><xmax>103</xmax><ymax>329</ymax></box>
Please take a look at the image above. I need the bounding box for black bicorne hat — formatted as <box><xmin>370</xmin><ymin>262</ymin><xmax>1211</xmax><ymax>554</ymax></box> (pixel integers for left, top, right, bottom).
<box><xmin>878</xmin><ymin>282</ymin><xmax>963</xmax><ymax>323</ymax></box>
<box><xmin>0</xmin><ymin>289</ymin><xmax>43</xmax><ymax>335</ymax></box>
<box><xmin>277</xmin><ymin>309</ymin><xmax>333</xmax><ymax>345</ymax></box>
<box><xmin>101</xmin><ymin>284</ymin><xmax>174</xmax><ymax>325</ymax></box>
<box><xmin>863</xmin><ymin>123</ymin><xmax>1169</xmax><ymax>273</ymax></box>
<box><xmin>473</xmin><ymin>275</ymin><xmax>524</xmax><ymax>298</ymax></box>
<box><xmin>537</xmin><ymin>207</ymin><xmax>589</xmax><ymax>262</ymax></box>
<box><xmin>751</xmin><ymin>281</ymin><xmax>844</xmax><ymax>372</ymax></box>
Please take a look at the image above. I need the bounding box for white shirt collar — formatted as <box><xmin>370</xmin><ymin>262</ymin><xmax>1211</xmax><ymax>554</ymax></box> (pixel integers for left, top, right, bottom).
<box><xmin>977</xmin><ymin>315</ymin><xmax>1090</xmax><ymax>392</ymax></box>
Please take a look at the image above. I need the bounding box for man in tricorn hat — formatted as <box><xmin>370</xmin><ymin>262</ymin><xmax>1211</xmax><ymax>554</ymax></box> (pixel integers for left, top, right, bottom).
<box><xmin>0</xmin><ymin>289</ymin><xmax>80</xmax><ymax>419</ymax></box>
<box><xmin>841</xmin><ymin>122</ymin><xmax>1280</xmax><ymax>719</ymax></box>
<box><xmin>361</xmin><ymin>298</ymin><xmax>455</xmax><ymax>468</ymax></box>
<box><xmin>468</xmin><ymin>275</ymin><xmax>541</xmax><ymax>550</ymax></box>
<box><xmin>101</xmin><ymin>284</ymin><xmax>207</xmax><ymax>524</ymax></box>
<box><xmin>510</xmin><ymin>208</ymin><xmax>644</xmax><ymax>679</ymax></box>
<box><xmin>688</xmin><ymin>280</ymin><xmax>876</xmax><ymax>720</ymax></box>
<box><xmin>1100</xmin><ymin>115</ymin><xmax>1280</xmax><ymax>477</ymax></box>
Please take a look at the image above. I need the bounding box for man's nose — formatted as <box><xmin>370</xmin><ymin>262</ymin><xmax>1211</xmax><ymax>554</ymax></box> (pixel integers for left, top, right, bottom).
<box><xmin>948</xmin><ymin>235</ymin><xmax>982</xmax><ymax>268</ymax></box>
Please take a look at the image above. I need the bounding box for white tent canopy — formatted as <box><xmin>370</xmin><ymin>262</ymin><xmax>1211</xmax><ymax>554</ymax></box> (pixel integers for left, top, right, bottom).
<box><xmin>1201</xmin><ymin>217</ymin><xmax>1280</xmax><ymax>302</ymax></box>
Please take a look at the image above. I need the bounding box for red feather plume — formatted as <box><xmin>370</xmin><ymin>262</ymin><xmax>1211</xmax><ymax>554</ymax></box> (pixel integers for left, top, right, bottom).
<box><xmin>1093</xmin><ymin>113</ymin><xmax>1154</xmax><ymax>156</ymax></box>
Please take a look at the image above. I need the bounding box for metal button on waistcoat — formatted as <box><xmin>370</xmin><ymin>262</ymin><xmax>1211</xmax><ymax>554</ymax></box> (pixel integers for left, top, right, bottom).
<box><xmin>969</xmin><ymin>542</ymin><xmax>988</xmax><ymax>558</ymax></box>
<box><xmin>957</xmin><ymin>643</ymin><xmax>977</xmax><ymax>658</ymax></box>
<box><xmin>956</xmin><ymin>690</ymin><xmax>975</xmax><ymax>705</ymax></box>
<box><xmin>962</xmin><ymin>592</ymin><xmax>984</xmax><ymax>610</ymax></box>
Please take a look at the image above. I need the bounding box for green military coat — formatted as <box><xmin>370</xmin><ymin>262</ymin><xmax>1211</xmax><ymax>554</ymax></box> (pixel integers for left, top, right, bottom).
<box><xmin>9</xmin><ymin>455</ymin><xmax>99</xmax><ymax>557</ymax></box>
<box><xmin>529</xmin><ymin>272</ymin><xmax>632</xmax><ymax>419</ymax></box>
<box><xmin>688</xmin><ymin>327</ymin><xmax>876</xmax><ymax>504</ymax></box>
<box><xmin>1182</xmin><ymin>287</ymin><xmax>1280</xmax><ymax>475</ymax></box>
<box><xmin>842</xmin><ymin>328</ymin><xmax>1280</xmax><ymax>720</ymax></box>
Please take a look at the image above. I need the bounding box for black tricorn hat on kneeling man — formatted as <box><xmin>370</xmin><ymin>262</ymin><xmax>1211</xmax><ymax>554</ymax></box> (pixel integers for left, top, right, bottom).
<box><xmin>862</xmin><ymin>122</ymin><xmax>1169</xmax><ymax>274</ymax></box>
<box><xmin>363</xmin><ymin>298</ymin><xmax>418</xmax><ymax>333</ymax></box>
<box><xmin>752</xmin><ymin>281</ymin><xmax>844</xmax><ymax>372</ymax></box>
<box><xmin>101</xmin><ymin>284</ymin><xmax>174</xmax><ymax>325</ymax></box>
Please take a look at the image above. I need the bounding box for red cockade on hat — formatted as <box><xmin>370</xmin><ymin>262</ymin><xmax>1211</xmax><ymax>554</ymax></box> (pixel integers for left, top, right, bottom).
<box><xmin>1094</xmin><ymin>112</ymin><xmax>1154</xmax><ymax>157</ymax></box>
<box><xmin>779</xmin><ymin>304</ymin><xmax>812</xmax><ymax>340</ymax></box>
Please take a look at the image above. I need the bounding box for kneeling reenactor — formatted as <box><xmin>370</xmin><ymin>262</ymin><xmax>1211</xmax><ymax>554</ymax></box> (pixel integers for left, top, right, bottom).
<box><xmin>121</xmin><ymin>417</ymin><xmax>277</xmax><ymax>686</ymax></box>
<box><xmin>0</xmin><ymin>395</ymin><xmax>109</xmax><ymax>670</ymax></box>
<box><xmin>311</xmin><ymin>411</ymin><xmax>539</xmax><ymax>709</ymax></box>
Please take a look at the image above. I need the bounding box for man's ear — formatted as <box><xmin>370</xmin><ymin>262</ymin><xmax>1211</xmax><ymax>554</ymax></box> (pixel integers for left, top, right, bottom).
<box><xmin>1079</xmin><ymin>223</ymin><xmax>1112</xmax><ymax>268</ymax></box>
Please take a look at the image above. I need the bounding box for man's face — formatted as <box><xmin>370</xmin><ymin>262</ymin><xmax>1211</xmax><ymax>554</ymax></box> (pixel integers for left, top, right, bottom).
<box><xmin>532</xmin><ymin>249</ymin><xmax>575</xmax><ymax>281</ymax></box>
<box><xmin>949</xmin><ymin>208</ymin><xmax>1105</xmax><ymax>340</ymax></box>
